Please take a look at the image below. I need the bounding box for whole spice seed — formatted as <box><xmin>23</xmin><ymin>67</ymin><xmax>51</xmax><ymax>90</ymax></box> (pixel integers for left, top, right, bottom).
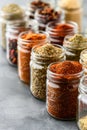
<box><xmin>47</xmin><ymin>61</ymin><xmax>83</xmax><ymax>120</ymax></box>
<box><xmin>18</xmin><ymin>32</ymin><xmax>47</xmax><ymax>84</ymax></box>
<box><xmin>35</xmin><ymin>7</ymin><xmax>61</xmax><ymax>31</ymax></box>
<box><xmin>30</xmin><ymin>43</ymin><xmax>65</xmax><ymax>100</ymax></box>
<box><xmin>78</xmin><ymin>116</ymin><xmax>87</xmax><ymax>130</ymax></box>
<box><xmin>64</xmin><ymin>34</ymin><xmax>87</xmax><ymax>61</ymax></box>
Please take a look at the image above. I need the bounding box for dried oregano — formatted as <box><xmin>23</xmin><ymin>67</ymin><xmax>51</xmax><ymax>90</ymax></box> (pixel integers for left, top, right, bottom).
<box><xmin>30</xmin><ymin>43</ymin><xmax>65</xmax><ymax>100</ymax></box>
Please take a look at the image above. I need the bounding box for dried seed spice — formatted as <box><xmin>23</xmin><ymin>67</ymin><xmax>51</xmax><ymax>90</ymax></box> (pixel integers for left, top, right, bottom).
<box><xmin>31</xmin><ymin>44</ymin><xmax>65</xmax><ymax>100</ymax></box>
<box><xmin>78</xmin><ymin>116</ymin><xmax>87</xmax><ymax>130</ymax></box>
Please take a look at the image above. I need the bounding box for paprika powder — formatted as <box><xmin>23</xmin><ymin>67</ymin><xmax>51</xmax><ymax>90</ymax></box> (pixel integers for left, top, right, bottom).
<box><xmin>18</xmin><ymin>31</ymin><xmax>48</xmax><ymax>84</ymax></box>
<box><xmin>46</xmin><ymin>21</ymin><xmax>78</xmax><ymax>45</ymax></box>
<box><xmin>47</xmin><ymin>61</ymin><xmax>83</xmax><ymax>120</ymax></box>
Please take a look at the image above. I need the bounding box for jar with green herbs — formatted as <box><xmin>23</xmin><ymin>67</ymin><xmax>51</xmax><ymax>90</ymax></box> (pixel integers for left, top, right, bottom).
<box><xmin>30</xmin><ymin>43</ymin><xmax>66</xmax><ymax>100</ymax></box>
<box><xmin>77</xmin><ymin>76</ymin><xmax>87</xmax><ymax>130</ymax></box>
<box><xmin>0</xmin><ymin>3</ymin><xmax>25</xmax><ymax>50</ymax></box>
<box><xmin>80</xmin><ymin>49</ymin><xmax>87</xmax><ymax>74</ymax></box>
<box><xmin>63</xmin><ymin>34</ymin><xmax>87</xmax><ymax>61</ymax></box>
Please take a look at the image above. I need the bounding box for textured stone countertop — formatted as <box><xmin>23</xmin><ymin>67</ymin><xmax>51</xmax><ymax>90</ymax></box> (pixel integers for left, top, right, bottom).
<box><xmin>0</xmin><ymin>0</ymin><xmax>87</xmax><ymax>130</ymax></box>
<box><xmin>0</xmin><ymin>47</ymin><xmax>78</xmax><ymax>130</ymax></box>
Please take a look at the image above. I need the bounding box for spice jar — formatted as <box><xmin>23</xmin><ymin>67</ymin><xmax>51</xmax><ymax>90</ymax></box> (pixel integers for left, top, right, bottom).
<box><xmin>77</xmin><ymin>76</ymin><xmax>87</xmax><ymax>130</ymax></box>
<box><xmin>58</xmin><ymin>0</ymin><xmax>83</xmax><ymax>32</ymax></box>
<box><xmin>80</xmin><ymin>49</ymin><xmax>87</xmax><ymax>74</ymax></box>
<box><xmin>0</xmin><ymin>4</ymin><xmax>25</xmax><ymax>50</ymax></box>
<box><xmin>46</xmin><ymin>21</ymin><xmax>78</xmax><ymax>46</ymax></box>
<box><xmin>47</xmin><ymin>61</ymin><xmax>83</xmax><ymax>120</ymax></box>
<box><xmin>26</xmin><ymin>0</ymin><xmax>50</xmax><ymax>19</ymax></box>
<box><xmin>35</xmin><ymin>7</ymin><xmax>62</xmax><ymax>31</ymax></box>
<box><xmin>18</xmin><ymin>31</ymin><xmax>48</xmax><ymax>84</ymax></box>
<box><xmin>30</xmin><ymin>43</ymin><xmax>65</xmax><ymax>100</ymax></box>
<box><xmin>6</xmin><ymin>20</ymin><xmax>27</xmax><ymax>66</ymax></box>
<box><xmin>64</xmin><ymin>34</ymin><xmax>87</xmax><ymax>61</ymax></box>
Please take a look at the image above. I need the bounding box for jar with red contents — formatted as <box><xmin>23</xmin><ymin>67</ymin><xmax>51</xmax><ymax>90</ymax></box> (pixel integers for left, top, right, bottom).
<box><xmin>46</xmin><ymin>21</ymin><xmax>78</xmax><ymax>46</ymax></box>
<box><xmin>6</xmin><ymin>20</ymin><xmax>27</xmax><ymax>66</ymax></box>
<box><xmin>35</xmin><ymin>7</ymin><xmax>62</xmax><ymax>31</ymax></box>
<box><xmin>47</xmin><ymin>61</ymin><xmax>83</xmax><ymax>120</ymax></box>
<box><xmin>26</xmin><ymin>0</ymin><xmax>50</xmax><ymax>19</ymax></box>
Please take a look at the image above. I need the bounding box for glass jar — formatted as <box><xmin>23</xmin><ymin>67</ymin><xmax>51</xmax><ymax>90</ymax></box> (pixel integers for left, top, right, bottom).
<box><xmin>35</xmin><ymin>8</ymin><xmax>62</xmax><ymax>31</ymax></box>
<box><xmin>58</xmin><ymin>0</ymin><xmax>83</xmax><ymax>32</ymax></box>
<box><xmin>64</xmin><ymin>35</ymin><xmax>87</xmax><ymax>61</ymax></box>
<box><xmin>46</xmin><ymin>21</ymin><xmax>78</xmax><ymax>46</ymax></box>
<box><xmin>30</xmin><ymin>44</ymin><xmax>65</xmax><ymax>100</ymax></box>
<box><xmin>0</xmin><ymin>4</ymin><xmax>25</xmax><ymax>50</ymax></box>
<box><xmin>80</xmin><ymin>49</ymin><xmax>87</xmax><ymax>74</ymax></box>
<box><xmin>47</xmin><ymin>61</ymin><xmax>83</xmax><ymax>120</ymax></box>
<box><xmin>6</xmin><ymin>20</ymin><xmax>27</xmax><ymax>66</ymax></box>
<box><xmin>18</xmin><ymin>31</ymin><xmax>49</xmax><ymax>84</ymax></box>
<box><xmin>77</xmin><ymin>76</ymin><xmax>87</xmax><ymax>130</ymax></box>
<box><xmin>26</xmin><ymin>0</ymin><xmax>51</xmax><ymax>19</ymax></box>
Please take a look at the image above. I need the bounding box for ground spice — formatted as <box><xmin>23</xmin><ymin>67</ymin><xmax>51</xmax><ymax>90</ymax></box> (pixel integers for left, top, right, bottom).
<box><xmin>78</xmin><ymin>116</ymin><xmax>87</xmax><ymax>130</ymax></box>
<box><xmin>0</xmin><ymin>4</ymin><xmax>24</xmax><ymax>50</ymax></box>
<box><xmin>47</xmin><ymin>22</ymin><xmax>77</xmax><ymax>46</ymax></box>
<box><xmin>47</xmin><ymin>61</ymin><xmax>83</xmax><ymax>120</ymax></box>
<box><xmin>64</xmin><ymin>34</ymin><xmax>87</xmax><ymax>61</ymax></box>
<box><xmin>18</xmin><ymin>31</ymin><xmax>47</xmax><ymax>84</ymax></box>
<box><xmin>30</xmin><ymin>44</ymin><xmax>65</xmax><ymax>100</ymax></box>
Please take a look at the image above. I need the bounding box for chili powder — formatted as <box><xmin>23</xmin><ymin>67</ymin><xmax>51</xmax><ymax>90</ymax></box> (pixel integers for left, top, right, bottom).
<box><xmin>47</xmin><ymin>61</ymin><xmax>83</xmax><ymax>120</ymax></box>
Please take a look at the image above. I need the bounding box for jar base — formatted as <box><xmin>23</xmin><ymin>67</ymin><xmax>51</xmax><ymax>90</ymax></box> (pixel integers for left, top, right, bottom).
<box><xmin>47</xmin><ymin>109</ymin><xmax>76</xmax><ymax>121</ymax></box>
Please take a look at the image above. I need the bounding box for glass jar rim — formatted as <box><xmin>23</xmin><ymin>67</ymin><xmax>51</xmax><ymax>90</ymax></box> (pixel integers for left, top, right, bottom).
<box><xmin>46</xmin><ymin>21</ymin><xmax>78</xmax><ymax>33</ymax></box>
<box><xmin>63</xmin><ymin>34</ymin><xmax>87</xmax><ymax>50</ymax></box>
<box><xmin>31</xmin><ymin>43</ymin><xmax>65</xmax><ymax>59</ymax></box>
<box><xmin>18</xmin><ymin>30</ymin><xmax>49</xmax><ymax>44</ymax></box>
<box><xmin>80</xmin><ymin>49</ymin><xmax>87</xmax><ymax>61</ymax></box>
<box><xmin>79</xmin><ymin>76</ymin><xmax>87</xmax><ymax>93</ymax></box>
<box><xmin>47</xmin><ymin>61</ymin><xmax>83</xmax><ymax>77</ymax></box>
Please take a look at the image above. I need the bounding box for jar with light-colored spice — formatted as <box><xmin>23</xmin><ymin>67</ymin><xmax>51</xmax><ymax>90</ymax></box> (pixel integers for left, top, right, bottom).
<box><xmin>0</xmin><ymin>3</ymin><xmax>25</xmax><ymax>50</ymax></box>
<box><xmin>77</xmin><ymin>76</ymin><xmax>87</xmax><ymax>130</ymax></box>
<box><xmin>80</xmin><ymin>49</ymin><xmax>87</xmax><ymax>74</ymax></box>
<box><xmin>58</xmin><ymin>0</ymin><xmax>83</xmax><ymax>32</ymax></box>
<box><xmin>18</xmin><ymin>31</ymin><xmax>49</xmax><ymax>84</ymax></box>
<box><xmin>30</xmin><ymin>43</ymin><xmax>66</xmax><ymax>100</ymax></box>
<box><xmin>63</xmin><ymin>34</ymin><xmax>87</xmax><ymax>61</ymax></box>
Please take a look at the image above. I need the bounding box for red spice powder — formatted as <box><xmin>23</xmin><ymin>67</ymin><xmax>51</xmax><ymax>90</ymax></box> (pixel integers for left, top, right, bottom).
<box><xmin>50</xmin><ymin>61</ymin><xmax>82</xmax><ymax>75</ymax></box>
<box><xmin>54</xmin><ymin>23</ymin><xmax>74</xmax><ymax>31</ymax></box>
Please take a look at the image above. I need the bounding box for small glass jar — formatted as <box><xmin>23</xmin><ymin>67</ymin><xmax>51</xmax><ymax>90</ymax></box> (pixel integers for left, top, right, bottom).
<box><xmin>26</xmin><ymin>0</ymin><xmax>50</xmax><ymax>19</ymax></box>
<box><xmin>47</xmin><ymin>62</ymin><xmax>83</xmax><ymax>120</ymax></box>
<box><xmin>30</xmin><ymin>44</ymin><xmax>65</xmax><ymax>100</ymax></box>
<box><xmin>64</xmin><ymin>35</ymin><xmax>87</xmax><ymax>61</ymax></box>
<box><xmin>0</xmin><ymin>4</ymin><xmax>25</xmax><ymax>50</ymax></box>
<box><xmin>18</xmin><ymin>31</ymin><xmax>48</xmax><ymax>84</ymax></box>
<box><xmin>77</xmin><ymin>76</ymin><xmax>87</xmax><ymax>130</ymax></box>
<box><xmin>46</xmin><ymin>21</ymin><xmax>78</xmax><ymax>46</ymax></box>
<box><xmin>58</xmin><ymin>0</ymin><xmax>83</xmax><ymax>32</ymax></box>
<box><xmin>80</xmin><ymin>49</ymin><xmax>87</xmax><ymax>74</ymax></box>
<box><xmin>35</xmin><ymin>8</ymin><xmax>62</xmax><ymax>31</ymax></box>
<box><xmin>6</xmin><ymin>20</ymin><xmax>27</xmax><ymax>66</ymax></box>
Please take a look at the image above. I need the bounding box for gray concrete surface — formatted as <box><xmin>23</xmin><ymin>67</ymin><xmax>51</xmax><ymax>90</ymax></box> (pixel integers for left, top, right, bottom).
<box><xmin>0</xmin><ymin>0</ymin><xmax>87</xmax><ymax>130</ymax></box>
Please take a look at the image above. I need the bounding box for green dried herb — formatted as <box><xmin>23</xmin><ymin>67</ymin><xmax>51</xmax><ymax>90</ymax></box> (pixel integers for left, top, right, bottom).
<box><xmin>69</xmin><ymin>34</ymin><xmax>87</xmax><ymax>49</ymax></box>
<box><xmin>64</xmin><ymin>34</ymin><xmax>87</xmax><ymax>61</ymax></box>
<box><xmin>31</xmin><ymin>44</ymin><xmax>65</xmax><ymax>100</ymax></box>
<box><xmin>78</xmin><ymin>116</ymin><xmax>87</xmax><ymax>130</ymax></box>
